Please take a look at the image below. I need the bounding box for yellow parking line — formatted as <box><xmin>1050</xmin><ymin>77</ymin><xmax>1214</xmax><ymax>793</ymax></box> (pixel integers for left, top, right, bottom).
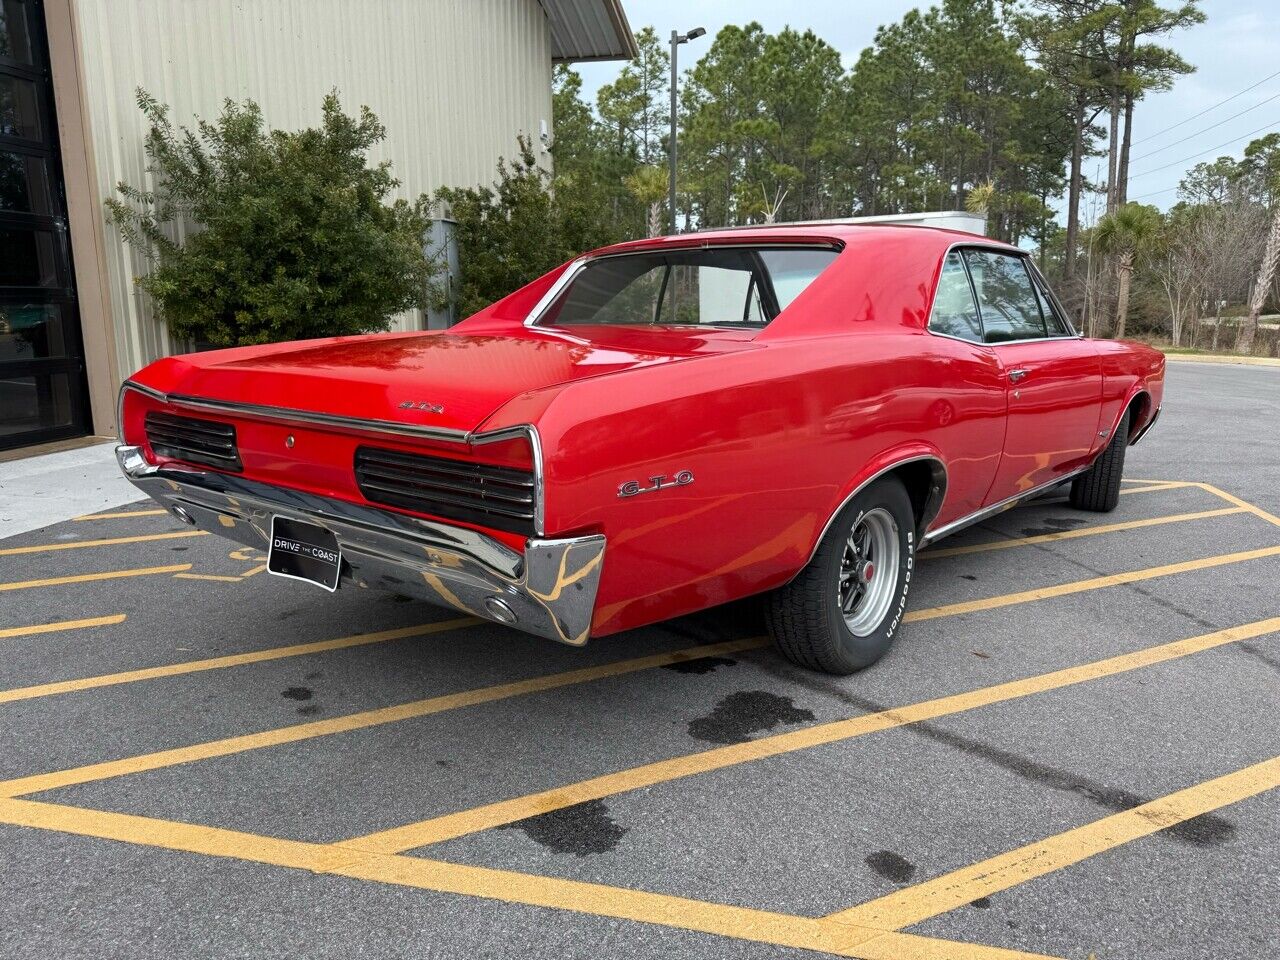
<box><xmin>239</xmin><ymin>564</ymin><xmax>267</xmax><ymax>579</ymax></box>
<box><xmin>0</xmin><ymin>636</ymin><xmax>771</xmax><ymax>798</ymax></box>
<box><xmin>173</xmin><ymin>572</ymin><xmax>243</xmax><ymax>583</ymax></box>
<box><xmin>1196</xmin><ymin>481</ymin><xmax>1280</xmax><ymax>528</ymax></box>
<box><xmin>0</xmin><ymin>798</ymin><xmax>1054</xmax><ymax>960</ymax></box>
<box><xmin>0</xmin><ymin>617</ymin><xmax>479</xmax><ymax>705</ymax></box>
<box><xmin>0</xmin><ymin>614</ymin><xmax>126</xmax><ymax>642</ymax></box>
<box><xmin>1118</xmin><ymin>482</ymin><xmax>1192</xmax><ymax>496</ymax></box>
<box><xmin>0</xmin><ymin>564</ymin><xmax>192</xmax><ymax>592</ymax></box>
<box><xmin>905</xmin><ymin>545</ymin><xmax>1280</xmax><ymax>622</ymax></box>
<box><xmin>334</xmin><ymin>616</ymin><xmax>1280</xmax><ymax>855</ymax></box>
<box><xmin>0</xmin><ymin>530</ymin><xmax>207</xmax><ymax>556</ymax></box>
<box><xmin>921</xmin><ymin>506</ymin><xmax>1246</xmax><ymax>559</ymax></box>
<box><xmin>826</xmin><ymin>756</ymin><xmax>1280</xmax><ymax>931</ymax></box>
<box><xmin>73</xmin><ymin>509</ymin><xmax>167</xmax><ymax>521</ymax></box>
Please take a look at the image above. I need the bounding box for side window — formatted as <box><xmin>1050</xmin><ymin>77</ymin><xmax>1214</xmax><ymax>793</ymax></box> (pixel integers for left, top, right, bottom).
<box><xmin>928</xmin><ymin>251</ymin><xmax>983</xmax><ymax>342</ymax></box>
<box><xmin>1029</xmin><ymin>266</ymin><xmax>1073</xmax><ymax>336</ymax></box>
<box><xmin>964</xmin><ymin>250</ymin><xmax>1048</xmax><ymax>343</ymax></box>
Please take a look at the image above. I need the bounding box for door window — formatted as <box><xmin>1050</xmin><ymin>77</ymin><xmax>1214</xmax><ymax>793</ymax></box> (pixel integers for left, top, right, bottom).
<box><xmin>963</xmin><ymin>250</ymin><xmax>1048</xmax><ymax>343</ymax></box>
<box><xmin>928</xmin><ymin>250</ymin><xmax>983</xmax><ymax>342</ymax></box>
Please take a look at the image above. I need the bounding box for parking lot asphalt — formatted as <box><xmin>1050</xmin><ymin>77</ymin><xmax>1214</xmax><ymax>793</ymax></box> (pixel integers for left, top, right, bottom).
<box><xmin>0</xmin><ymin>360</ymin><xmax>1277</xmax><ymax>960</ymax></box>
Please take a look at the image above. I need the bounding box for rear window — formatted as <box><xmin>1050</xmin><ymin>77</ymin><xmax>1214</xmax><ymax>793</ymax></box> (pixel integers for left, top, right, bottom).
<box><xmin>537</xmin><ymin>246</ymin><xmax>839</xmax><ymax>329</ymax></box>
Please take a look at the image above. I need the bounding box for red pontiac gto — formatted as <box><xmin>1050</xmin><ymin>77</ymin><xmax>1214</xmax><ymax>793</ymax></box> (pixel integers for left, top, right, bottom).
<box><xmin>117</xmin><ymin>224</ymin><xmax>1164</xmax><ymax>674</ymax></box>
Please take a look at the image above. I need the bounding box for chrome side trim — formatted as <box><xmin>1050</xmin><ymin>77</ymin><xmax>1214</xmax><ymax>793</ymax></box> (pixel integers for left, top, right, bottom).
<box><xmin>524</xmin><ymin>257</ymin><xmax>588</xmax><ymax>326</ymax></box>
<box><xmin>118</xmin><ymin>382</ymin><xmax>547</xmax><ymax>536</ymax></box>
<box><xmin>1129</xmin><ymin>404</ymin><xmax>1160</xmax><ymax>446</ymax></box>
<box><xmin>799</xmin><ymin>455</ymin><xmax>948</xmax><ymax>571</ymax></box>
<box><xmin>167</xmin><ymin>390</ymin><xmax>474</xmax><ymax>442</ymax></box>
<box><xmin>920</xmin><ymin>466</ymin><xmax>1088</xmax><ymax>547</ymax></box>
<box><xmin>116</xmin><ymin>445</ymin><xmax>601</xmax><ymax>646</ymax></box>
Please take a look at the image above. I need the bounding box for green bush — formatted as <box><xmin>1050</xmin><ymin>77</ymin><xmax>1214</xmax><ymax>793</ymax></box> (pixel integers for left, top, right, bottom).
<box><xmin>107</xmin><ymin>90</ymin><xmax>435</xmax><ymax>347</ymax></box>
<box><xmin>438</xmin><ymin>138</ymin><xmax>630</xmax><ymax>318</ymax></box>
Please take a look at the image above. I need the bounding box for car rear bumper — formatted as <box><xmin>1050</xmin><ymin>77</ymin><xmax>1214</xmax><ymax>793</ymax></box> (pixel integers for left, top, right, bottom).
<box><xmin>116</xmin><ymin>445</ymin><xmax>604</xmax><ymax>646</ymax></box>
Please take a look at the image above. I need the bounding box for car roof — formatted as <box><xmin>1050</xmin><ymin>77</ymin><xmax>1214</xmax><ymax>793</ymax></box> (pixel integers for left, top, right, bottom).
<box><xmin>582</xmin><ymin>223</ymin><xmax>1023</xmax><ymax>259</ymax></box>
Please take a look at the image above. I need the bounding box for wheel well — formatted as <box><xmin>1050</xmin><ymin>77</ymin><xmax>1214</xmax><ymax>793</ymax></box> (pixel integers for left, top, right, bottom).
<box><xmin>1124</xmin><ymin>392</ymin><xmax>1150</xmax><ymax>442</ymax></box>
<box><xmin>887</xmin><ymin>458</ymin><xmax>947</xmax><ymax>537</ymax></box>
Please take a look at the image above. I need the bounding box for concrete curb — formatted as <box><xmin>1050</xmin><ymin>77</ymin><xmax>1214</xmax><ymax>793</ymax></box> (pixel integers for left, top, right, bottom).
<box><xmin>1161</xmin><ymin>352</ymin><xmax>1280</xmax><ymax>367</ymax></box>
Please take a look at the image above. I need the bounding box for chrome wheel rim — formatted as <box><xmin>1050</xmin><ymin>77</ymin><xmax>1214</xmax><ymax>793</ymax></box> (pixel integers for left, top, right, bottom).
<box><xmin>838</xmin><ymin>508</ymin><xmax>900</xmax><ymax>637</ymax></box>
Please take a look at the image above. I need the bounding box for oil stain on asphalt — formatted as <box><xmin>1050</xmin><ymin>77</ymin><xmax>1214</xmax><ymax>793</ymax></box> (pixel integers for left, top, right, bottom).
<box><xmin>688</xmin><ymin>691</ymin><xmax>815</xmax><ymax>744</ymax></box>
<box><xmin>499</xmin><ymin>799</ymin><xmax>628</xmax><ymax>856</ymax></box>
<box><xmin>661</xmin><ymin>656</ymin><xmax>737</xmax><ymax>675</ymax></box>
<box><xmin>865</xmin><ymin>850</ymin><xmax>916</xmax><ymax>883</ymax></box>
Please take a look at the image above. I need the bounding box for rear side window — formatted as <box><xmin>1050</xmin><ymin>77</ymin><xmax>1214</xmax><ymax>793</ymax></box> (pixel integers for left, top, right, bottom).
<box><xmin>538</xmin><ymin>246</ymin><xmax>838</xmax><ymax>328</ymax></box>
<box><xmin>963</xmin><ymin>250</ymin><xmax>1047</xmax><ymax>343</ymax></box>
<box><xmin>929</xmin><ymin>251</ymin><xmax>983</xmax><ymax>343</ymax></box>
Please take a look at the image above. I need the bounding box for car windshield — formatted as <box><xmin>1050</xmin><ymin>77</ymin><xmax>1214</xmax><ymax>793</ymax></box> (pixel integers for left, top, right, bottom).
<box><xmin>537</xmin><ymin>246</ymin><xmax>839</xmax><ymax>329</ymax></box>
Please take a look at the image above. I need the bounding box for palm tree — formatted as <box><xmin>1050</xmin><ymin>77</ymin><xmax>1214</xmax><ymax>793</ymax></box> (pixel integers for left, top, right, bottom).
<box><xmin>1095</xmin><ymin>202</ymin><xmax>1163</xmax><ymax>338</ymax></box>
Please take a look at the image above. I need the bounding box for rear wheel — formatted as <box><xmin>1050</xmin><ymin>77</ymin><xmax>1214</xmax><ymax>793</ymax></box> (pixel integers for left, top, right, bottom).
<box><xmin>1070</xmin><ymin>410</ymin><xmax>1129</xmax><ymax>512</ymax></box>
<box><xmin>766</xmin><ymin>477</ymin><xmax>915</xmax><ymax>675</ymax></box>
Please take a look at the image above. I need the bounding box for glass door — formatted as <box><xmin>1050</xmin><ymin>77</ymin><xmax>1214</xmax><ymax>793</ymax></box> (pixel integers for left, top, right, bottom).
<box><xmin>0</xmin><ymin>0</ymin><xmax>89</xmax><ymax>450</ymax></box>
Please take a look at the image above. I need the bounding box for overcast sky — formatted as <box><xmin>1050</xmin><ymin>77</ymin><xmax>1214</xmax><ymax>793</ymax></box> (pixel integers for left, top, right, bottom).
<box><xmin>575</xmin><ymin>0</ymin><xmax>1280</xmax><ymax>219</ymax></box>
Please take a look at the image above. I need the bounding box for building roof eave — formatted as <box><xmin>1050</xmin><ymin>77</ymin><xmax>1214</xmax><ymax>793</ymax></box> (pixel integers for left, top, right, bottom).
<box><xmin>541</xmin><ymin>0</ymin><xmax>637</xmax><ymax>63</ymax></box>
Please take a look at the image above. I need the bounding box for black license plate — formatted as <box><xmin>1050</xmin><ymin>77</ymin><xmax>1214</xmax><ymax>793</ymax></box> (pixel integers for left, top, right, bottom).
<box><xmin>267</xmin><ymin>516</ymin><xmax>342</xmax><ymax>592</ymax></box>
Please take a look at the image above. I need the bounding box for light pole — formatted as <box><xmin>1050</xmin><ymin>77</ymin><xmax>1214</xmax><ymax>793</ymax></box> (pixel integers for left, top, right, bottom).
<box><xmin>669</xmin><ymin>26</ymin><xmax>705</xmax><ymax>234</ymax></box>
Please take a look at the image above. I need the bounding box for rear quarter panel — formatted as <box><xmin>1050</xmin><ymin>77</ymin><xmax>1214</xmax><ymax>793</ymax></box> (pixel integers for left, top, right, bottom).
<box><xmin>509</xmin><ymin>332</ymin><xmax>1006</xmax><ymax>636</ymax></box>
<box><xmin>1093</xmin><ymin>340</ymin><xmax>1166</xmax><ymax>443</ymax></box>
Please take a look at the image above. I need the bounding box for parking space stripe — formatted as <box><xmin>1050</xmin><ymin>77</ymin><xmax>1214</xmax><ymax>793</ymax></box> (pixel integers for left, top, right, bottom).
<box><xmin>0</xmin><ymin>636</ymin><xmax>771</xmax><ymax>798</ymax></box>
<box><xmin>1117</xmin><ymin>482</ymin><xmax>1191</xmax><ymax>495</ymax></box>
<box><xmin>334</xmin><ymin>617</ymin><xmax>1280</xmax><ymax>855</ymax></box>
<box><xmin>825</xmin><ymin>756</ymin><xmax>1280</xmax><ymax>931</ymax></box>
<box><xmin>0</xmin><ymin>617</ymin><xmax>480</xmax><ymax>705</ymax></box>
<box><xmin>0</xmin><ymin>564</ymin><xmax>192</xmax><ymax>592</ymax></box>
<box><xmin>0</xmin><ymin>530</ymin><xmax>207</xmax><ymax>556</ymax></box>
<box><xmin>0</xmin><ymin>797</ymin><xmax>1058</xmax><ymax>960</ymax></box>
<box><xmin>921</xmin><ymin>507</ymin><xmax>1246</xmax><ymax>559</ymax></box>
<box><xmin>0</xmin><ymin>614</ymin><xmax>126</xmax><ymax>642</ymax></box>
<box><xmin>74</xmin><ymin>509</ymin><xmax>167</xmax><ymax>520</ymax></box>
<box><xmin>905</xmin><ymin>545</ymin><xmax>1280</xmax><ymax>622</ymax></box>
<box><xmin>1197</xmin><ymin>481</ymin><xmax>1280</xmax><ymax>528</ymax></box>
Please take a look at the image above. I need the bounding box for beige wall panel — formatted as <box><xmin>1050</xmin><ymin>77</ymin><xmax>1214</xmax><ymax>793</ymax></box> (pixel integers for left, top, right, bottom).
<box><xmin>72</xmin><ymin>0</ymin><xmax>553</xmax><ymax>380</ymax></box>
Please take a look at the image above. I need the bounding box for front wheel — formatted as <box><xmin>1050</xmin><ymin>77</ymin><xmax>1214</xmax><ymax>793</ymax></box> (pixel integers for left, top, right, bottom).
<box><xmin>766</xmin><ymin>476</ymin><xmax>915</xmax><ymax>675</ymax></box>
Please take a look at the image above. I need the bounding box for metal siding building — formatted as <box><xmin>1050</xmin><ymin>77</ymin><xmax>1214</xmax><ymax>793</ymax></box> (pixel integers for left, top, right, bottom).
<box><xmin>2</xmin><ymin>0</ymin><xmax>633</xmax><ymax>450</ymax></box>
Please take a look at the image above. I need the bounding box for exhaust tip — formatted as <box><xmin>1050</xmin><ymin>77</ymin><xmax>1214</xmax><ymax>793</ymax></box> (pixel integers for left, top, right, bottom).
<box><xmin>485</xmin><ymin>597</ymin><xmax>517</xmax><ymax>624</ymax></box>
<box><xmin>170</xmin><ymin>505</ymin><xmax>196</xmax><ymax>526</ymax></box>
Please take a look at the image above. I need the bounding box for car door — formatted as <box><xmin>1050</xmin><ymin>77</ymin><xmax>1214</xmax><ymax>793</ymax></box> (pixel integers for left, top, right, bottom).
<box><xmin>963</xmin><ymin>249</ymin><xmax>1103</xmax><ymax>499</ymax></box>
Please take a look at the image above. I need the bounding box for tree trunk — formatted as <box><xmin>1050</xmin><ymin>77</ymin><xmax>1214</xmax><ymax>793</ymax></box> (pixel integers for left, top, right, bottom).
<box><xmin>1115</xmin><ymin>252</ymin><xmax>1133</xmax><ymax>339</ymax></box>
<box><xmin>1237</xmin><ymin>204</ymin><xmax>1280</xmax><ymax>355</ymax></box>
<box><xmin>1117</xmin><ymin>90</ymin><xmax>1135</xmax><ymax>207</ymax></box>
<box><xmin>1106</xmin><ymin>94</ymin><xmax>1120</xmax><ymax>214</ymax></box>
<box><xmin>1065</xmin><ymin>102</ymin><xmax>1085</xmax><ymax>282</ymax></box>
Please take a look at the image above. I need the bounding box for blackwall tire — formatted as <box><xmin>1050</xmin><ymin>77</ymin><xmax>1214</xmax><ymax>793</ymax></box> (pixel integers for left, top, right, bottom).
<box><xmin>1070</xmin><ymin>410</ymin><xmax>1129</xmax><ymax>513</ymax></box>
<box><xmin>766</xmin><ymin>476</ymin><xmax>915</xmax><ymax>675</ymax></box>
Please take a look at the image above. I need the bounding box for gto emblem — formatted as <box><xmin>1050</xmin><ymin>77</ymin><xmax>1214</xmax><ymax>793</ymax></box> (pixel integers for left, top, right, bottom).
<box><xmin>618</xmin><ymin>470</ymin><xmax>694</xmax><ymax>498</ymax></box>
<box><xmin>399</xmin><ymin>400</ymin><xmax>444</xmax><ymax>413</ymax></box>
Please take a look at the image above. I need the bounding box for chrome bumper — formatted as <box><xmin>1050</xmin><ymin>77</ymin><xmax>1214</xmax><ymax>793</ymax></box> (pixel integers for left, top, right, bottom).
<box><xmin>116</xmin><ymin>445</ymin><xmax>604</xmax><ymax>646</ymax></box>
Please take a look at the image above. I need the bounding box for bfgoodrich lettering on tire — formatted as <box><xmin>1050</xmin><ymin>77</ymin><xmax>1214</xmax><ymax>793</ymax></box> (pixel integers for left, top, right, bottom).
<box><xmin>767</xmin><ymin>476</ymin><xmax>915</xmax><ymax>675</ymax></box>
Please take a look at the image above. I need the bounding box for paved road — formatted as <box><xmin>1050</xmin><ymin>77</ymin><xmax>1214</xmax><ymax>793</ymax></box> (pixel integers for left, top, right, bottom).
<box><xmin>1</xmin><ymin>361</ymin><xmax>1277</xmax><ymax>960</ymax></box>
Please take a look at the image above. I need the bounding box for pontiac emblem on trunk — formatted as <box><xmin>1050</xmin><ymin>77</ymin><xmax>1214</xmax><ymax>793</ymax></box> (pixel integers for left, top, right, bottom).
<box><xmin>399</xmin><ymin>400</ymin><xmax>444</xmax><ymax>413</ymax></box>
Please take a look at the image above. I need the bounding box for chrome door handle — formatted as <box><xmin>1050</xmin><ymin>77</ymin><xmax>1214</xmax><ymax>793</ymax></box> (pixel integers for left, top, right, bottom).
<box><xmin>1008</xmin><ymin>368</ymin><xmax>1029</xmax><ymax>383</ymax></box>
